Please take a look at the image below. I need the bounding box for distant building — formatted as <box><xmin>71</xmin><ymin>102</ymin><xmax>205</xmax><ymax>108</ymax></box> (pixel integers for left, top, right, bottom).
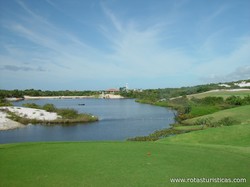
<box><xmin>106</xmin><ymin>88</ymin><xmax>119</xmax><ymax>94</ymax></box>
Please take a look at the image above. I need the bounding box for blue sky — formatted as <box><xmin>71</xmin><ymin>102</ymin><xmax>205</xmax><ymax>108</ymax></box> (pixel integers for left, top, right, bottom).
<box><xmin>0</xmin><ymin>0</ymin><xmax>250</xmax><ymax>90</ymax></box>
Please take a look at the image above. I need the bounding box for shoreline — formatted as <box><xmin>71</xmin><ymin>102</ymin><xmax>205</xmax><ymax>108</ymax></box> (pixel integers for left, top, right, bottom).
<box><xmin>0</xmin><ymin>110</ymin><xmax>25</xmax><ymax>130</ymax></box>
<box><xmin>24</xmin><ymin>95</ymin><xmax>95</xmax><ymax>100</ymax></box>
<box><xmin>6</xmin><ymin>94</ymin><xmax>125</xmax><ymax>101</ymax></box>
<box><xmin>0</xmin><ymin>106</ymin><xmax>60</xmax><ymax>131</ymax></box>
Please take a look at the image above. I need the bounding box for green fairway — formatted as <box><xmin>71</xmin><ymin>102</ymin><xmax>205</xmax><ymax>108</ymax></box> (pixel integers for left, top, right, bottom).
<box><xmin>0</xmin><ymin>139</ymin><xmax>249</xmax><ymax>187</ymax></box>
<box><xmin>184</xmin><ymin>105</ymin><xmax>250</xmax><ymax>125</ymax></box>
<box><xmin>187</xmin><ymin>90</ymin><xmax>250</xmax><ymax>99</ymax></box>
<box><xmin>159</xmin><ymin>123</ymin><xmax>250</xmax><ymax>147</ymax></box>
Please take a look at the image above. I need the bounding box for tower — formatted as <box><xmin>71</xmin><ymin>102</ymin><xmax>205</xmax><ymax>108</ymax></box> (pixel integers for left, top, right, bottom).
<box><xmin>125</xmin><ymin>83</ymin><xmax>129</xmax><ymax>91</ymax></box>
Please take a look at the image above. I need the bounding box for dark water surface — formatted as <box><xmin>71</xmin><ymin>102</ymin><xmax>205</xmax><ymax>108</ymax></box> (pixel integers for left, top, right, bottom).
<box><xmin>0</xmin><ymin>99</ymin><xmax>175</xmax><ymax>143</ymax></box>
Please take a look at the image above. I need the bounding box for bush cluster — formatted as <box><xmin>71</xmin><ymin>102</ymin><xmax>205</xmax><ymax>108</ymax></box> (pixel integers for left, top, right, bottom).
<box><xmin>191</xmin><ymin>96</ymin><xmax>224</xmax><ymax>105</ymax></box>
<box><xmin>57</xmin><ymin>108</ymin><xmax>79</xmax><ymax>119</ymax></box>
<box><xmin>226</xmin><ymin>95</ymin><xmax>250</xmax><ymax>105</ymax></box>
<box><xmin>194</xmin><ymin>116</ymin><xmax>240</xmax><ymax>128</ymax></box>
<box><xmin>173</xmin><ymin>95</ymin><xmax>250</xmax><ymax>122</ymax></box>
<box><xmin>127</xmin><ymin>128</ymin><xmax>187</xmax><ymax>141</ymax></box>
<box><xmin>194</xmin><ymin>117</ymin><xmax>214</xmax><ymax>127</ymax></box>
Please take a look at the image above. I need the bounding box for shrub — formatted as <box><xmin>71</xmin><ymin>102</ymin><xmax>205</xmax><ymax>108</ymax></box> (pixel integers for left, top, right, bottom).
<box><xmin>226</xmin><ymin>96</ymin><xmax>243</xmax><ymax>105</ymax></box>
<box><xmin>22</xmin><ymin>103</ymin><xmax>41</xmax><ymax>109</ymax></box>
<box><xmin>194</xmin><ymin>117</ymin><xmax>214</xmax><ymax>127</ymax></box>
<box><xmin>127</xmin><ymin>127</ymin><xmax>188</xmax><ymax>141</ymax></box>
<box><xmin>217</xmin><ymin>117</ymin><xmax>240</xmax><ymax>126</ymax></box>
<box><xmin>242</xmin><ymin>95</ymin><xmax>250</xmax><ymax>105</ymax></box>
<box><xmin>57</xmin><ymin>108</ymin><xmax>79</xmax><ymax>119</ymax></box>
<box><xmin>0</xmin><ymin>99</ymin><xmax>13</xmax><ymax>106</ymax></box>
<box><xmin>127</xmin><ymin>136</ymin><xmax>159</xmax><ymax>141</ymax></box>
<box><xmin>42</xmin><ymin>104</ymin><xmax>56</xmax><ymax>112</ymax></box>
<box><xmin>200</xmin><ymin>97</ymin><xmax>224</xmax><ymax>105</ymax></box>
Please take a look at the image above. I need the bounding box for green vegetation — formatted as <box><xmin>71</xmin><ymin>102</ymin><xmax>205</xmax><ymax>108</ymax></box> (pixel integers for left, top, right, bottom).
<box><xmin>122</xmin><ymin>84</ymin><xmax>222</xmax><ymax>102</ymax></box>
<box><xmin>0</xmin><ymin>98</ymin><xmax>12</xmax><ymax>107</ymax></box>
<box><xmin>0</xmin><ymin>93</ymin><xmax>13</xmax><ymax>106</ymax></box>
<box><xmin>121</xmin><ymin>79</ymin><xmax>250</xmax><ymax>101</ymax></box>
<box><xmin>0</xmin><ymin>139</ymin><xmax>249</xmax><ymax>187</ymax></box>
<box><xmin>173</xmin><ymin>125</ymin><xmax>205</xmax><ymax>131</ymax></box>
<box><xmin>184</xmin><ymin>105</ymin><xmax>250</xmax><ymax>126</ymax></box>
<box><xmin>127</xmin><ymin>127</ymin><xmax>187</xmax><ymax>141</ymax></box>
<box><xmin>159</xmin><ymin>123</ymin><xmax>250</xmax><ymax>147</ymax></box>
<box><xmin>0</xmin><ymin>89</ymin><xmax>99</xmax><ymax>98</ymax></box>
<box><xmin>22</xmin><ymin>103</ymin><xmax>41</xmax><ymax>109</ymax></box>
<box><xmin>128</xmin><ymin>87</ymin><xmax>250</xmax><ymax>142</ymax></box>
<box><xmin>147</xmin><ymin>103</ymin><xmax>250</xmax><ymax>141</ymax></box>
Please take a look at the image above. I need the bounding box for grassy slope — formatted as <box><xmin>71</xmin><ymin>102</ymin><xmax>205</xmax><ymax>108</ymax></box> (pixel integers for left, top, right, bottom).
<box><xmin>184</xmin><ymin>105</ymin><xmax>250</xmax><ymax>125</ymax></box>
<box><xmin>187</xmin><ymin>90</ymin><xmax>250</xmax><ymax>99</ymax></box>
<box><xmin>159</xmin><ymin>123</ymin><xmax>250</xmax><ymax>147</ymax></box>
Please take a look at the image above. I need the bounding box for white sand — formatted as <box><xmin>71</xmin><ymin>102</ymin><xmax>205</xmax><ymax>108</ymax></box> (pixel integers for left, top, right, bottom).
<box><xmin>101</xmin><ymin>94</ymin><xmax>124</xmax><ymax>99</ymax></box>
<box><xmin>24</xmin><ymin>95</ymin><xmax>94</xmax><ymax>100</ymax></box>
<box><xmin>1</xmin><ymin>106</ymin><xmax>60</xmax><ymax>120</ymax></box>
<box><xmin>24</xmin><ymin>94</ymin><xmax>124</xmax><ymax>100</ymax></box>
<box><xmin>0</xmin><ymin>110</ymin><xmax>24</xmax><ymax>130</ymax></box>
<box><xmin>0</xmin><ymin>106</ymin><xmax>61</xmax><ymax>130</ymax></box>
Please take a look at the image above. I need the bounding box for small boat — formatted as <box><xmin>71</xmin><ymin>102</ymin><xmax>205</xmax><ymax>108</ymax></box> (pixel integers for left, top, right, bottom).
<box><xmin>78</xmin><ymin>104</ymin><xmax>85</xmax><ymax>106</ymax></box>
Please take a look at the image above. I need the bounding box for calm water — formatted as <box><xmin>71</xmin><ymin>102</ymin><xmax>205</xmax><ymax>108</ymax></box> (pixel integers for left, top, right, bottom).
<box><xmin>0</xmin><ymin>99</ymin><xmax>175</xmax><ymax>143</ymax></box>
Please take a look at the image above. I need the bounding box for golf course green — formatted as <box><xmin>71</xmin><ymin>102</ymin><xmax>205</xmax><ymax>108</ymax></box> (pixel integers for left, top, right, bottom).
<box><xmin>1</xmin><ymin>123</ymin><xmax>249</xmax><ymax>187</ymax></box>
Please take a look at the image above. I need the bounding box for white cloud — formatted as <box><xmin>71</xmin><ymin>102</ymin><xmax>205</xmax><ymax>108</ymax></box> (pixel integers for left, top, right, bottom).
<box><xmin>201</xmin><ymin>65</ymin><xmax>250</xmax><ymax>83</ymax></box>
<box><xmin>1</xmin><ymin>65</ymin><xmax>46</xmax><ymax>72</ymax></box>
<box><xmin>196</xmin><ymin>37</ymin><xmax>250</xmax><ymax>77</ymax></box>
<box><xmin>99</xmin><ymin>5</ymin><xmax>194</xmax><ymax>77</ymax></box>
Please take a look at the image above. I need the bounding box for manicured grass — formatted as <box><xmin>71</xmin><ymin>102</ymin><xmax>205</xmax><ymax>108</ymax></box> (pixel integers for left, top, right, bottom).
<box><xmin>184</xmin><ymin>105</ymin><xmax>250</xmax><ymax>125</ymax></box>
<box><xmin>187</xmin><ymin>90</ymin><xmax>250</xmax><ymax>99</ymax></box>
<box><xmin>159</xmin><ymin>123</ymin><xmax>250</xmax><ymax>147</ymax></box>
<box><xmin>0</xmin><ymin>141</ymin><xmax>249</xmax><ymax>187</ymax></box>
<box><xmin>189</xmin><ymin>105</ymin><xmax>220</xmax><ymax>116</ymax></box>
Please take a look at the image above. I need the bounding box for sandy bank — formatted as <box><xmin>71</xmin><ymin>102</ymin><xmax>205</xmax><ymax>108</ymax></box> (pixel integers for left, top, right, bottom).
<box><xmin>23</xmin><ymin>94</ymin><xmax>124</xmax><ymax>100</ymax></box>
<box><xmin>24</xmin><ymin>95</ymin><xmax>95</xmax><ymax>100</ymax></box>
<box><xmin>0</xmin><ymin>106</ymin><xmax>61</xmax><ymax>130</ymax></box>
<box><xmin>1</xmin><ymin>106</ymin><xmax>60</xmax><ymax>121</ymax></box>
<box><xmin>0</xmin><ymin>110</ymin><xmax>24</xmax><ymax>130</ymax></box>
<box><xmin>101</xmin><ymin>94</ymin><xmax>124</xmax><ymax>99</ymax></box>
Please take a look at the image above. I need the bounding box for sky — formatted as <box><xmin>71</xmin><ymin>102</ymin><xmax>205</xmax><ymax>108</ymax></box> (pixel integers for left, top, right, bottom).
<box><xmin>0</xmin><ymin>0</ymin><xmax>250</xmax><ymax>90</ymax></box>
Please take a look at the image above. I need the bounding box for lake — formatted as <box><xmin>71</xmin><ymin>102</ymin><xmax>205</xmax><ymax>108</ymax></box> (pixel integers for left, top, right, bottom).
<box><xmin>0</xmin><ymin>99</ymin><xmax>175</xmax><ymax>143</ymax></box>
